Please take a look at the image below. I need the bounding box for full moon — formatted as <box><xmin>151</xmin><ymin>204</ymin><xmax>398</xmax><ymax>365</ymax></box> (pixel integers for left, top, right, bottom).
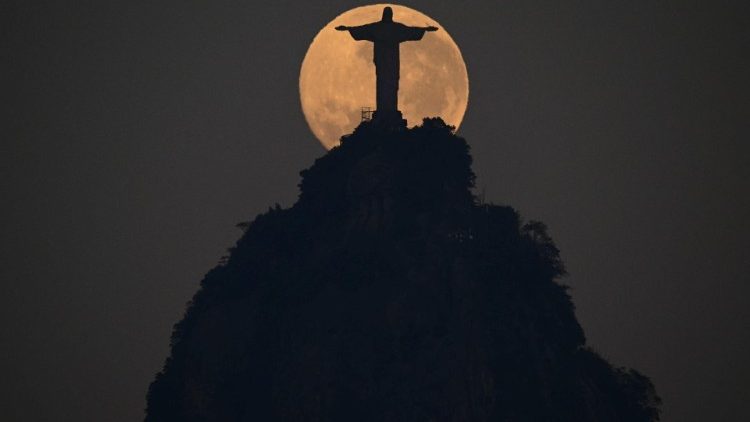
<box><xmin>299</xmin><ymin>4</ymin><xmax>469</xmax><ymax>150</ymax></box>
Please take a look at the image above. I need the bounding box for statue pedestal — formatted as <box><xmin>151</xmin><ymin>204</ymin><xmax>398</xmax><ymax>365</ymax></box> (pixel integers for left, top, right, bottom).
<box><xmin>372</xmin><ymin>110</ymin><xmax>407</xmax><ymax>131</ymax></box>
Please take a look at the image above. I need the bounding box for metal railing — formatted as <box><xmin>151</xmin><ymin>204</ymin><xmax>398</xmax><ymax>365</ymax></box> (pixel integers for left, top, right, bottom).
<box><xmin>361</xmin><ymin>107</ymin><xmax>375</xmax><ymax>122</ymax></box>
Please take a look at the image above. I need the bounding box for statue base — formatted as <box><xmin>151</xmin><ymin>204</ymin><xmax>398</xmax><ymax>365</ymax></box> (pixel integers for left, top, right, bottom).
<box><xmin>372</xmin><ymin>110</ymin><xmax>407</xmax><ymax>131</ymax></box>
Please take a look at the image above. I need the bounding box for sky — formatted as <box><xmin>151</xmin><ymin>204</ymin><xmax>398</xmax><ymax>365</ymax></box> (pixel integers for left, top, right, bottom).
<box><xmin>2</xmin><ymin>1</ymin><xmax>748</xmax><ymax>421</ymax></box>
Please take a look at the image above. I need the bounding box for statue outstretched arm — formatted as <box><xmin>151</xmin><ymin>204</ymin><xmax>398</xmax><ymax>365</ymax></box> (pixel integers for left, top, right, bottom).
<box><xmin>335</xmin><ymin>24</ymin><xmax>376</xmax><ymax>41</ymax></box>
<box><xmin>398</xmin><ymin>24</ymin><xmax>439</xmax><ymax>42</ymax></box>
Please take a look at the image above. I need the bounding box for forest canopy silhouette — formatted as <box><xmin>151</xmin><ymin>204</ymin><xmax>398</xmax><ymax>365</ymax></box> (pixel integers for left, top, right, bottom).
<box><xmin>146</xmin><ymin>119</ymin><xmax>660</xmax><ymax>421</ymax></box>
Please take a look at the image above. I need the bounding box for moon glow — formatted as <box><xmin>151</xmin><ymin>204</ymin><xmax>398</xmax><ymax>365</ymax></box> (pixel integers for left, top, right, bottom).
<box><xmin>300</xmin><ymin>4</ymin><xmax>469</xmax><ymax>150</ymax></box>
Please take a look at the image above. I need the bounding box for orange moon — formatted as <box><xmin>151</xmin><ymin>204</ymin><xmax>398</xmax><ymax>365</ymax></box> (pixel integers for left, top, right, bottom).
<box><xmin>299</xmin><ymin>4</ymin><xmax>469</xmax><ymax>150</ymax></box>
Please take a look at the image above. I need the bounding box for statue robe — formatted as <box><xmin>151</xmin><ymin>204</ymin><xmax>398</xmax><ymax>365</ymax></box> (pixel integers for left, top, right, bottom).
<box><xmin>346</xmin><ymin>21</ymin><xmax>428</xmax><ymax>112</ymax></box>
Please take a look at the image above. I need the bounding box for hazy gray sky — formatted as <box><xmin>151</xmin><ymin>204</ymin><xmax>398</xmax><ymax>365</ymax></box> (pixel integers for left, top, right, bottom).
<box><xmin>2</xmin><ymin>1</ymin><xmax>747</xmax><ymax>420</ymax></box>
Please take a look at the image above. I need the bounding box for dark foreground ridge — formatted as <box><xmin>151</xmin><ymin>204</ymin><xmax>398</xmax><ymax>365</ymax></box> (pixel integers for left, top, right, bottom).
<box><xmin>146</xmin><ymin>119</ymin><xmax>660</xmax><ymax>421</ymax></box>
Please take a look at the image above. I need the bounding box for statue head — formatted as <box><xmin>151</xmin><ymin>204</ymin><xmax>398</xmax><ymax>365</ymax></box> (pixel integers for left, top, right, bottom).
<box><xmin>382</xmin><ymin>7</ymin><xmax>393</xmax><ymax>22</ymax></box>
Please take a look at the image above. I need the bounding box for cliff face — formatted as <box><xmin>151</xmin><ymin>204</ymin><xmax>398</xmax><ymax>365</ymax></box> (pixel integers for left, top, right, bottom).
<box><xmin>146</xmin><ymin>118</ymin><xmax>660</xmax><ymax>421</ymax></box>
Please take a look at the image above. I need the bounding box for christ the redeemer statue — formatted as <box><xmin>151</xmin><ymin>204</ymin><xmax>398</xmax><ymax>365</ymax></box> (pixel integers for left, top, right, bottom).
<box><xmin>336</xmin><ymin>7</ymin><xmax>438</xmax><ymax>126</ymax></box>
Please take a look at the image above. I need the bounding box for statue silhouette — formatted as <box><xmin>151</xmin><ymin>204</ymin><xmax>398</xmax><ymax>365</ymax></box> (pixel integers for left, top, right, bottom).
<box><xmin>336</xmin><ymin>7</ymin><xmax>438</xmax><ymax>127</ymax></box>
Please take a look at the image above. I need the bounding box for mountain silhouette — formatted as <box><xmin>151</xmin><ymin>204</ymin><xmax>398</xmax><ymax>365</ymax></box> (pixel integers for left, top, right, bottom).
<box><xmin>145</xmin><ymin>118</ymin><xmax>660</xmax><ymax>421</ymax></box>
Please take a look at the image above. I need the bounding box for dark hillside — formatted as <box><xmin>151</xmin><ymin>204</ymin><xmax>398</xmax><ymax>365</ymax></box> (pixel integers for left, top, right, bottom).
<box><xmin>146</xmin><ymin>118</ymin><xmax>660</xmax><ymax>421</ymax></box>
